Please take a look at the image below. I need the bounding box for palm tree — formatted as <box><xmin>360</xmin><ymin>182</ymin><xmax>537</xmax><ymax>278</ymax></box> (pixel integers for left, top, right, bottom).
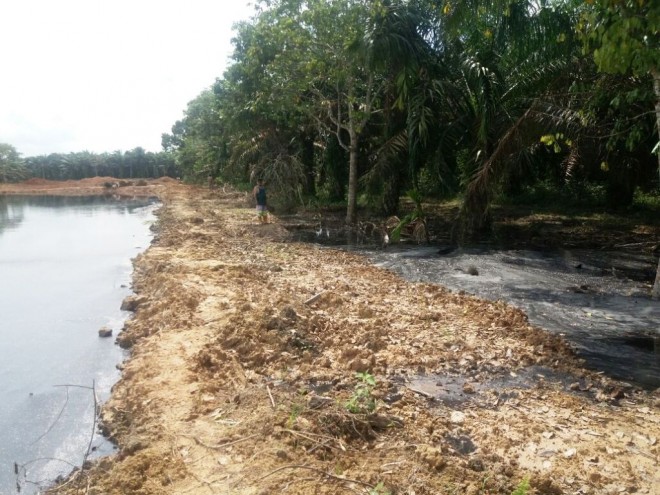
<box><xmin>405</xmin><ymin>0</ymin><xmax>582</xmax><ymax>241</ymax></box>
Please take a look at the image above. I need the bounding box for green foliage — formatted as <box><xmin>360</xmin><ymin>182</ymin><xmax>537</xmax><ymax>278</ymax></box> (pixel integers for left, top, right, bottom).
<box><xmin>580</xmin><ymin>0</ymin><xmax>659</xmax><ymax>76</ymax></box>
<box><xmin>287</xmin><ymin>403</ymin><xmax>304</xmax><ymax>429</ymax></box>
<box><xmin>540</xmin><ymin>133</ymin><xmax>573</xmax><ymax>154</ymax></box>
<box><xmin>632</xmin><ymin>188</ymin><xmax>660</xmax><ymax>211</ymax></box>
<box><xmin>391</xmin><ymin>189</ymin><xmax>429</xmax><ymax>243</ymax></box>
<box><xmin>369</xmin><ymin>481</ymin><xmax>392</xmax><ymax>495</ymax></box>
<box><xmin>510</xmin><ymin>477</ymin><xmax>530</xmax><ymax>495</ymax></box>
<box><xmin>21</xmin><ymin>149</ymin><xmax>178</xmax><ymax>181</ymax></box>
<box><xmin>156</xmin><ymin>0</ymin><xmax>658</xmax><ymax>231</ymax></box>
<box><xmin>345</xmin><ymin>372</ymin><xmax>377</xmax><ymax>414</ymax></box>
<box><xmin>0</xmin><ymin>143</ymin><xmax>28</xmax><ymax>183</ymax></box>
<box><xmin>499</xmin><ymin>179</ymin><xmax>608</xmax><ymax>209</ymax></box>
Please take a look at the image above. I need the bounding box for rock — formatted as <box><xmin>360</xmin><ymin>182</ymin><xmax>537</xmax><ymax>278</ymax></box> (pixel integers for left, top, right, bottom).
<box><xmin>308</xmin><ymin>395</ymin><xmax>333</xmax><ymax>409</ymax></box>
<box><xmin>467</xmin><ymin>457</ymin><xmax>485</xmax><ymax>472</ymax></box>
<box><xmin>98</xmin><ymin>326</ymin><xmax>113</xmax><ymax>338</ymax></box>
<box><xmin>450</xmin><ymin>411</ymin><xmax>466</xmax><ymax>425</ymax></box>
<box><xmin>348</xmin><ymin>358</ymin><xmax>371</xmax><ymax>373</ymax></box>
<box><xmin>462</xmin><ymin>383</ymin><xmax>477</xmax><ymax>394</ymax></box>
<box><xmin>121</xmin><ymin>295</ymin><xmax>146</xmax><ymax>311</ymax></box>
<box><xmin>416</xmin><ymin>445</ymin><xmax>446</xmax><ymax>471</ymax></box>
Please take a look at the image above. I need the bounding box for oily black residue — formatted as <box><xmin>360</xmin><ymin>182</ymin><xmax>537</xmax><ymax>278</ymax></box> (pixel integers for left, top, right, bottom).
<box><xmin>285</xmin><ymin>222</ymin><xmax>660</xmax><ymax>390</ymax></box>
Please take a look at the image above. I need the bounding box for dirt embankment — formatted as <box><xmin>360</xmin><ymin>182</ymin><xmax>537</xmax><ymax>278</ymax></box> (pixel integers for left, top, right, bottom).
<box><xmin>0</xmin><ymin>176</ymin><xmax>175</xmax><ymax>197</ymax></box>
<box><xmin>5</xmin><ymin>179</ymin><xmax>654</xmax><ymax>495</ymax></box>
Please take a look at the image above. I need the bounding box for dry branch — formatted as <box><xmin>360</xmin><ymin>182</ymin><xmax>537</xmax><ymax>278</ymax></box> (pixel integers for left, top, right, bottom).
<box><xmin>256</xmin><ymin>464</ymin><xmax>376</xmax><ymax>490</ymax></box>
<box><xmin>266</xmin><ymin>385</ymin><xmax>276</xmax><ymax>409</ymax></box>
<box><xmin>304</xmin><ymin>291</ymin><xmax>326</xmax><ymax>305</ymax></box>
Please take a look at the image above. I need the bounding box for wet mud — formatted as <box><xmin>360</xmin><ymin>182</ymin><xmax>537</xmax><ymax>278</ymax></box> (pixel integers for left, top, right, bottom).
<box><xmin>288</xmin><ymin>223</ymin><xmax>659</xmax><ymax>389</ymax></box>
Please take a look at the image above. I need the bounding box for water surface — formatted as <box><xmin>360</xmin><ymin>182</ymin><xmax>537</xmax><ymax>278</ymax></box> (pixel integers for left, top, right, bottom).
<box><xmin>0</xmin><ymin>195</ymin><xmax>157</xmax><ymax>494</ymax></box>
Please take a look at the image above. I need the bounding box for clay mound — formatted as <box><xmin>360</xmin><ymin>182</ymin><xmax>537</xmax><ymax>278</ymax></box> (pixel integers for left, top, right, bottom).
<box><xmin>23</xmin><ymin>178</ymin><xmax>52</xmax><ymax>185</ymax></box>
<box><xmin>77</xmin><ymin>177</ymin><xmax>117</xmax><ymax>186</ymax></box>
<box><xmin>155</xmin><ymin>176</ymin><xmax>179</xmax><ymax>184</ymax></box>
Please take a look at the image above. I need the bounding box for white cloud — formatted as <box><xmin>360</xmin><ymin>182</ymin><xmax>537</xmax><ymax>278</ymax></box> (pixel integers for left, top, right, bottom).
<box><xmin>0</xmin><ymin>0</ymin><xmax>255</xmax><ymax>156</ymax></box>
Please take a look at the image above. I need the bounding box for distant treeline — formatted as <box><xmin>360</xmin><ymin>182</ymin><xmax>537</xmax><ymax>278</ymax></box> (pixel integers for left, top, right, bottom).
<box><xmin>25</xmin><ymin>148</ymin><xmax>180</xmax><ymax>180</ymax></box>
<box><xmin>0</xmin><ymin>144</ymin><xmax>180</xmax><ymax>183</ymax></box>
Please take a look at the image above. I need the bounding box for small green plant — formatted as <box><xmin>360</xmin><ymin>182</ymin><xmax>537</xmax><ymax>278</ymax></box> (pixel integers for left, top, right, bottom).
<box><xmin>368</xmin><ymin>481</ymin><xmax>391</xmax><ymax>495</ymax></box>
<box><xmin>287</xmin><ymin>403</ymin><xmax>303</xmax><ymax>428</ymax></box>
<box><xmin>510</xmin><ymin>477</ymin><xmax>530</xmax><ymax>495</ymax></box>
<box><xmin>390</xmin><ymin>189</ymin><xmax>429</xmax><ymax>244</ymax></box>
<box><xmin>345</xmin><ymin>372</ymin><xmax>377</xmax><ymax>414</ymax></box>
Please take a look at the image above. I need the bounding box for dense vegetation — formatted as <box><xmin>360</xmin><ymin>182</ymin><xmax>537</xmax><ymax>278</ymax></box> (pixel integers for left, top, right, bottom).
<box><xmin>160</xmin><ymin>0</ymin><xmax>658</xmax><ymax>295</ymax></box>
<box><xmin>1</xmin><ymin>0</ymin><xmax>658</xmax><ymax>294</ymax></box>
<box><xmin>0</xmin><ymin>146</ymin><xmax>178</xmax><ymax>182</ymax></box>
<box><xmin>159</xmin><ymin>0</ymin><xmax>657</xmax><ymax>219</ymax></box>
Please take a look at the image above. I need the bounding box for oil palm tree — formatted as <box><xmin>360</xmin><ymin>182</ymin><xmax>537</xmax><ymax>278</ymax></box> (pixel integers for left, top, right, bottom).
<box><xmin>403</xmin><ymin>0</ymin><xmax>583</xmax><ymax>241</ymax></box>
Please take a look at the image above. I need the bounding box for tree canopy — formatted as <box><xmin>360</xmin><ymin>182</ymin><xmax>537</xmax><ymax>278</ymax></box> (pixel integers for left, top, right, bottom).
<box><xmin>162</xmin><ymin>0</ymin><xmax>657</xmax><ymax>220</ymax></box>
<box><xmin>0</xmin><ymin>148</ymin><xmax>179</xmax><ymax>182</ymax></box>
<box><xmin>159</xmin><ymin>0</ymin><xmax>659</xmax><ymax>293</ymax></box>
<box><xmin>0</xmin><ymin>143</ymin><xmax>28</xmax><ymax>183</ymax></box>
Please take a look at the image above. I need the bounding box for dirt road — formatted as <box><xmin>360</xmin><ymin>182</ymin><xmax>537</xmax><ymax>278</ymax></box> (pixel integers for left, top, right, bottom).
<box><xmin>4</xmin><ymin>178</ymin><xmax>657</xmax><ymax>495</ymax></box>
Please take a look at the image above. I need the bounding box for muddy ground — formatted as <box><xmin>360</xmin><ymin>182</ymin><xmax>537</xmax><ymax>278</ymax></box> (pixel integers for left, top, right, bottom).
<box><xmin>2</xmin><ymin>178</ymin><xmax>658</xmax><ymax>495</ymax></box>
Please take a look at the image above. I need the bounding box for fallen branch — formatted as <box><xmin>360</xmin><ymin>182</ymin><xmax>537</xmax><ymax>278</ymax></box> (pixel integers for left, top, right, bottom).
<box><xmin>407</xmin><ymin>387</ymin><xmax>433</xmax><ymax>399</ymax></box>
<box><xmin>266</xmin><ymin>385</ymin><xmax>276</xmax><ymax>409</ymax></box>
<box><xmin>626</xmin><ymin>445</ymin><xmax>655</xmax><ymax>460</ymax></box>
<box><xmin>256</xmin><ymin>464</ymin><xmax>376</xmax><ymax>490</ymax></box>
<box><xmin>32</xmin><ymin>387</ymin><xmax>71</xmax><ymax>445</ymax></box>
<box><xmin>183</xmin><ymin>434</ymin><xmax>258</xmax><ymax>451</ymax></box>
<box><xmin>83</xmin><ymin>381</ymin><xmax>99</xmax><ymax>469</ymax></box>
<box><xmin>613</xmin><ymin>241</ymin><xmax>657</xmax><ymax>248</ymax></box>
<box><xmin>283</xmin><ymin>428</ymin><xmax>347</xmax><ymax>452</ymax></box>
<box><xmin>304</xmin><ymin>291</ymin><xmax>325</xmax><ymax>305</ymax></box>
<box><xmin>20</xmin><ymin>383</ymin><xmax>99</xmax><ymax>494</ymax></box>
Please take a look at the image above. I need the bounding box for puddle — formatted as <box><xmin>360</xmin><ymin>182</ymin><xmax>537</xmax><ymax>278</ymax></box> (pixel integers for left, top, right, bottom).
<box><xmin>397</xmin><ymin>365</ymin><xmax>589</xmax><ymax>410</ymax></box>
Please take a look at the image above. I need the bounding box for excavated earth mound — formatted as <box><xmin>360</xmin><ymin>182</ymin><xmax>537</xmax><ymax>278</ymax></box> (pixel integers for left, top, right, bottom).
<box><xmin>3</xmin><ymin>179</ymin><xmax>655</xmax><ymax>495</ymax></box>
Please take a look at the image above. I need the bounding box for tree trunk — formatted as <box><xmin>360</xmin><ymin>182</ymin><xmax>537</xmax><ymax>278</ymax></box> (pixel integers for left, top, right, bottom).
<box><xmin>381</xmin><ymin>170</ymin><xmax>402</xmax><ymax>215</ymax></box>
<box><xmin>652</xmin><ymin>69</ymin><xmax>660</xmax><ymax>299</ymax></box>
<box><xmin>346</xmin><ymin>131</ymin><xmax>359</xmax><ymax>224</ymax></box>
<box><xmin>301</xmin><ymin>133</ymin><xmax>316</xmax><ymax>197</ymax></box>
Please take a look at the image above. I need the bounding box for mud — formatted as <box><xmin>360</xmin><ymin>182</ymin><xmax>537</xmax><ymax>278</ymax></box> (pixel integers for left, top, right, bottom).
<box><xmin>368</xmin><ymin>246</ymin><xmax>660</xmax><ymax>389</ymax></box>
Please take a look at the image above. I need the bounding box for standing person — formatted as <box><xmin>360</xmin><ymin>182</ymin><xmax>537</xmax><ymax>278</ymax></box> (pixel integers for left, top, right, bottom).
<box><xmin>253</xmin><ymin>179</ymin><xmax>269</xmax><ymax>224</ymax></box>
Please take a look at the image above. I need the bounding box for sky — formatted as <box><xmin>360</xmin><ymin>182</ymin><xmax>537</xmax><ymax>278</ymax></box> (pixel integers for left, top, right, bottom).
<box><xmin>0</xmin><ymin>0</ymin><xmax>256</xmax><ymax>157</ymax></box>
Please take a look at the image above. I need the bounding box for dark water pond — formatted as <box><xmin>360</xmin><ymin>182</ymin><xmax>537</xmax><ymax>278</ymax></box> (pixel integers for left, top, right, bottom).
<box><xmin>288</xmin><ymin>223</ymin><xmax>659</xmax><ymax>390</ymax></box>
<box><xmin>0</xmin><ymin>195</ymin><xmax>157</xmax><ymax>494</ymax></box>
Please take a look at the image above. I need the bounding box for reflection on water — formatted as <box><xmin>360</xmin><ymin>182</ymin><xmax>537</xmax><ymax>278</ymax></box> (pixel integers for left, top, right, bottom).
<box><xmin>0</xmin><ymin>195</ymin><xmax>157</xmax><ymax>494</ymax></box>
<box><xmin>0</xmin><ymin>196</ymin><xmax>25</xmax><ymax>235</ymax></box>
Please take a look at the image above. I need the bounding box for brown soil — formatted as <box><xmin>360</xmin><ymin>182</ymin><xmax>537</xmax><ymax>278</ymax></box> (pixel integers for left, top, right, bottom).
<box><xmin>3</xmin><ymin>179</ymin><xmax>657</xmax><ymax>495</ymax></box>
<box><xmin>0</xmin><ymin>176</ymin><xmax>173</xmax><ymax>197</ymax></box>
